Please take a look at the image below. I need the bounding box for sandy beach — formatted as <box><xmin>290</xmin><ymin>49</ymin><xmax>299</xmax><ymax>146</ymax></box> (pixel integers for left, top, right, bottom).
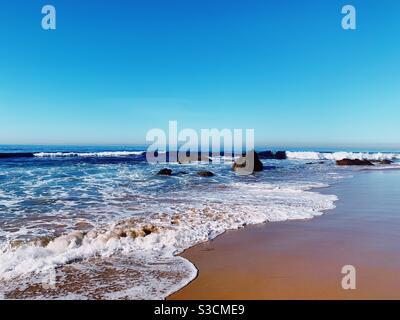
<box><xmin>170</xmin><ymin>169</ymin><xmax>400</xmax><ymax>300</ymax></box>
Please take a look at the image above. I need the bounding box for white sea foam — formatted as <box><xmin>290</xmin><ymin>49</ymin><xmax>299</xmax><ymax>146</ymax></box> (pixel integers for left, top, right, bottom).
<box><xmin>0</xmin><ymin>180</ymin><xmax>337</xmax><ymax>299</ymax></box>
<box><xmin>287</xmin><ymin>151</ymin><xmax>400</xmax><ymax>161</ymax></box>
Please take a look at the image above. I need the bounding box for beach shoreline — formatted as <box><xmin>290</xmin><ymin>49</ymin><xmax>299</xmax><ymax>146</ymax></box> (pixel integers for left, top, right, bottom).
<box><xmin>1</xmin><ymin>147</ymin><xmax>399</xmax><ymax>299</ymax></box>
<box><xmin>169</xmin><ymin>169</ymin><xmax>400</xmax><ymax>300</ymax></box>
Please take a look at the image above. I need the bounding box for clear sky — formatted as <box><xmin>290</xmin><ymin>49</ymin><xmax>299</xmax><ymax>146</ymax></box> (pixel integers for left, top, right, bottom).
<box><xmin>1</xmin><ymin>0</ymin><xmax>399</xmax><ymax>148</ymax></box>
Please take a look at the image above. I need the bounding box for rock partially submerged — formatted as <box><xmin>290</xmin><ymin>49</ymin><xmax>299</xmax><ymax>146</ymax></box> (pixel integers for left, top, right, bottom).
<box><xmin>336</xmin><ymin>159</ymin><xmax>374</xmax><ymax>166</ymax></box>
<box><xmin>197</xmin><ymin>170</ymin><xmax>214</xmax><ymax>177</ymax></box>
<box><xmin>232</xmin><ymin>150</ymin><xmax>263</xmax><ymax>174</ymax></box>
<box><xmin>157</xmin><ymin>168</ymin><xmax>172</xmax><ymax>176</ymax></box>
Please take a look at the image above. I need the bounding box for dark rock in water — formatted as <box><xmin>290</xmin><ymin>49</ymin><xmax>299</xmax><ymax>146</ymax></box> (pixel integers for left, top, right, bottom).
<box><xmin>233</xmin><ymin>150</ymin><xmax>263</xmax><ymax>174</ymax></box>
<box><xmin>306</xmin><ymin>161</ymin><xmax>326</xmax><ymax>165</ymax></box>
<box><xmin>275</xmin><ymin>151</ymin><xmax>287</xmax><ymax>160</ymax></box>
<box><xmin>197</xmin><ymin>170</ymin><xmax>214</xmax><ymax>177</ymax></box>
<box><xmin>336</xmin><ymin>159</ymin><xmax>374</xmax><ymax>166</ymax></box>
<box><xmin>176</xmin><ymin>171</ymin><xmax>188</xmax><ymax>175</ymax></box>
<box><xmin>157</xmin><ymin>168</ymin><xmax>172</xmax><ymax>176</ymax></box>
<box><xmin>178</xmin><ymin>152</ymin><xmax>211</xmax><ymax>164</ymax></box>
<box><xmin>258</xmin><ymin>150</ymin><xmax>287</xmax><ymax>160</ymax></box>
<box><xmin>0</xmin><ymin>153</ymin><xmax>35</xmax><ymax>159</ymax></box>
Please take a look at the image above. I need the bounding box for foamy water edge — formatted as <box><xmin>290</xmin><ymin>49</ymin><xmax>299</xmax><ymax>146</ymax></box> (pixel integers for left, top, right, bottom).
<box><xmin>0</xmin><ymin>180</ymin><xmax>339</xmax><ymax>299</ymax></box>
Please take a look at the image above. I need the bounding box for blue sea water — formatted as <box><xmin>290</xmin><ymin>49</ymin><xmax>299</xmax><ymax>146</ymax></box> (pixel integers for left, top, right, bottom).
<box><xmin>0</xmin><ymin>145</ymin><xmax>399</xmax><ymax>299</ymax></box>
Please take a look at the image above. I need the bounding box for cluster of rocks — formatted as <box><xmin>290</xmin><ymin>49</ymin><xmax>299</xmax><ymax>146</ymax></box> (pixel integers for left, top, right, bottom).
<box><xmin>155</xmin><ymin>150</ymin><xmax>395</xmax><ymax>176</ymax></box>
<box><xmin>154</xmin><ymin>149</ymin><xmax>290</xmax><ymax>177</ymax></box>
<box><xmin>156</xmin><ymin>149</ymin><xmax>269</xmax><ymax>177</ymax></box>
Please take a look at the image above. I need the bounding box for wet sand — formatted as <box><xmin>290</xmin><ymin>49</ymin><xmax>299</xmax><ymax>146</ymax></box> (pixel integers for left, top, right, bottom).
<box><xmin>169</xmin><ymin>169</ymin><xmax>400</xmax><ymax>299</ymax></box>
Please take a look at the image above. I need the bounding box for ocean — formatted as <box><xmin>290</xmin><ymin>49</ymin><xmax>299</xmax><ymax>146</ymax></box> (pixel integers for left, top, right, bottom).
<box><xmin>0</xmin><ymin>145</ymin><xmax>399</xmax><ymax>299</ymax></box>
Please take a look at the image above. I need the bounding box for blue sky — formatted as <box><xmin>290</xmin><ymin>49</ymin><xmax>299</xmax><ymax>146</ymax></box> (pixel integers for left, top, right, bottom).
<box><xmin>0</xmin><ymin>0</ymin><xmax>399</xmax><ymax>148</ymax></box>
